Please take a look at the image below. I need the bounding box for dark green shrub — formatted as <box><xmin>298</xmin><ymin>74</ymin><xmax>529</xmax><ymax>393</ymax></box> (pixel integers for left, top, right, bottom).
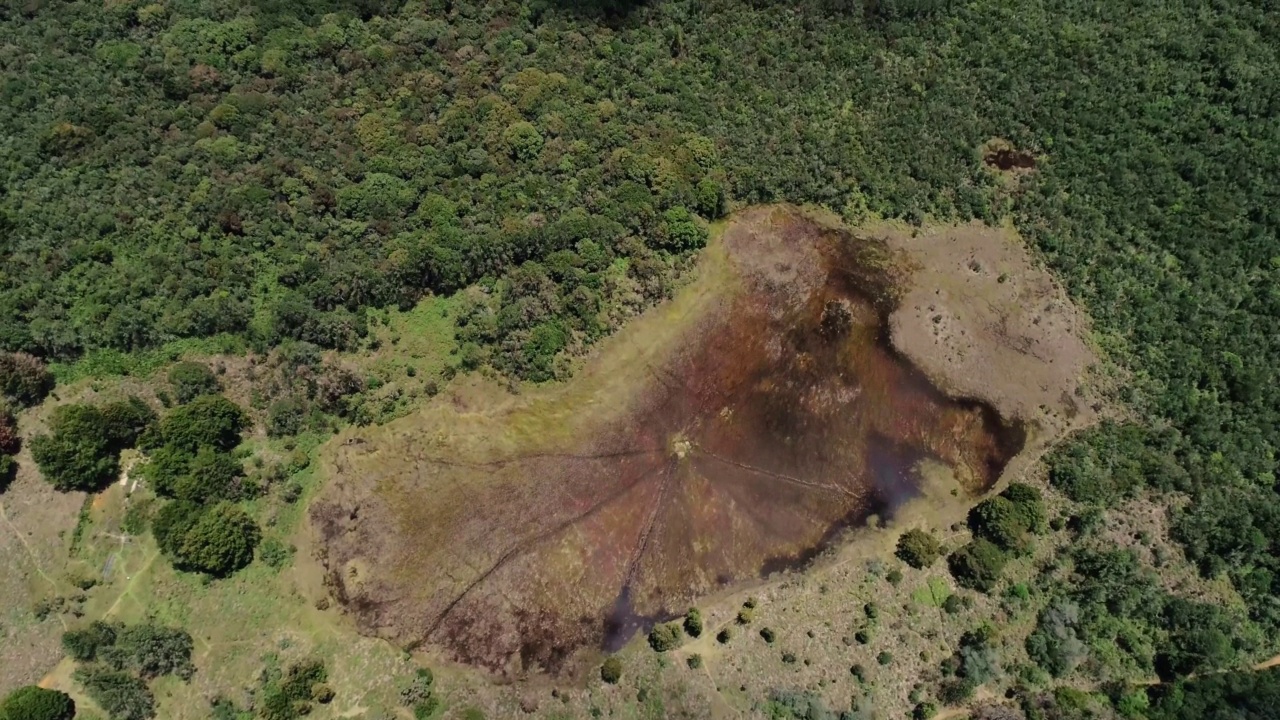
<box><xmin>62</xmin><ymin>620</ymin><xmax>119</xmax><ymax>661</ymax></box>
<box><xmin>171</xmin><ymin>446</ymin><xmax>242</xmax><ymax>504</ymax></box>
<box><xmin>172</xmin><ymin>502</ymin><xmax>260</xmax><ymax>576</ymax></box>
<box><xmin>31</xmin><ymin>407</ymin><xmax>118</xmax><ymax>492</ymax></box>
<box><xmin>167</xmin><ymin>362</ymin><xmax>220</xmax><ymax>404</ymax></box>
<box><xmin>648</xmin><ymin>623</ymin><xmax>681</xmax><ymax>652</ymax></box>
<box><xmin>73</xmin><ymin>667</ymin><xmax>155</xmax><ymax>720</ymax></box>
<box><xmin>760</xmin><ymin>627</ymin><xmax>776</xmax><ymax>643</ymax></box>
<box><xmin>600</xmin><ymin>656</ymin><xmax>622</xmax><ymax>684</ymax></box>
<box><xmin>0</xmin><ymin>685</ymin><xmax>75</xmax><ymax>720</ymax></box>
<box><xmin>0</xmin><ymin>454</ymin><xmax>16</xmax><ymax>491</ymax></box>
<box><xmin>113</xmin><ymin>624</ymin><xmax>194</xmax><ymax>679</ymax></box>
<box><xmin>877</xmin><ymin>651</ymin><xmax>893</xmax><ymax>666</ymax></box>
<box><xmin>100</xmin><ymin>397</ymin><xmax>156</xmax><ymax>450</ymax></box>
<box><xmin>896</xmin><ymin>528</ymin><xmax>943</xmax><ymax>569</ymax></box>
<box><xmin>686</xmin><ymin>654</ymin><xmax>703</xmax><ymax>669</ymax></box>
<box><xmin>949</xmin><ymin>540</ymin><xmax>1009</xmax><ymax>593</ymax></box>
<box><xmin>0</xmin><ymin>352</ymin><xmax>54</xmax><ymax>407</ymax></box>
<box><xmin>159</xmin><ymin>395</ymin><xmax>247</xmax><ymax>452</ymax></box>
<box><xmin>683</xmin><ymin>608</ymin><xmax>703</xmax><ymax>637</ymax></box>
<box><xmin>716</xmin><ymin>628</ymin><xmax>732</xmax><ymax>644</ymax></box>
<box><xmin>151</xmin><ymin>501</ymin><xmax>203</xmax><ymax>557</ymax></box>
<box><xmin>266</xmin><ymin>396</ymin><xmax>307</xmax><ymax>438</ymax></box>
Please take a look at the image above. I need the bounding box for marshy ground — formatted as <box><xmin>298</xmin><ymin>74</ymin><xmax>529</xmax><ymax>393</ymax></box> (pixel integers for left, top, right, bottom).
<box><xmin>307</xmin><ymin>206</ymin><xmax>1093</xmax><ymax>680</ymax></box>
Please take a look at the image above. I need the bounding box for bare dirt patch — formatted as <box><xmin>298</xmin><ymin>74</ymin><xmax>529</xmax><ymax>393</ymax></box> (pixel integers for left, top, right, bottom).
<box><xmin>304</xmin><ymin>206</ymin><xmax>1090</xmax><ymax>679</ymax></box>
<box><xmin>877</xmin><ymin>217</ymin><xmax>1100</xmax><ymax>443</ymax></box>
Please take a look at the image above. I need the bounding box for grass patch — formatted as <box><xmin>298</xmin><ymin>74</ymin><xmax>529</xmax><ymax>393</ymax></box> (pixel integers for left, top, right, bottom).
<box><xmin>50</xmin><ymin>335</ymin><xmax>248</xmax><ymax>384</ymax></box>
<box><xmin>911</xmin><ymin>576</ymin><xmax>952</xmax><ymax>608</ymax></box>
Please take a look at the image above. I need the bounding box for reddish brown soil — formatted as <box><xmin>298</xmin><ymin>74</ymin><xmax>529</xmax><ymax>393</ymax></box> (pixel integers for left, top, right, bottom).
<box><xmin>309</xmin><ymin>207</ymin><xmax>1024</xmax><ymax>676</ymax></box>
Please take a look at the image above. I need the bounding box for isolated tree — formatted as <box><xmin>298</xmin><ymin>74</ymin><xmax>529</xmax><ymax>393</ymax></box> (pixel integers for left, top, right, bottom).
<box><xmin>173</xmin><ymin>502</ymin><xmax>260</xmax><ymax>576</ymax></box>
<box><xmin>167</xmin><ymin>362</ymin><xmax>221</xmax><ymax>404</ymax></box>
<box><xmin>896</xmin><ymin>528</ymin><xmax>943</xmax><ymax>568</ymax></box>
<box><xmin>0</xmin><ymin>685</ymin><xmax>75</xmax><ymax>720</ymax></box>
<box><xmin>0</xmin><ymin>352</ymin><xmax>54</xmax><ymax>407</ymax></box>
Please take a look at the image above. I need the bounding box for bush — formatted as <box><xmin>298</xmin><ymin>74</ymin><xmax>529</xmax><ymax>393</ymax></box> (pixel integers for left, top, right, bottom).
<box><xmin>113</xmin><ymin>624</ymin><xmax>194</xmax><ymax>679</ymax></box>
<box><xmin>1025</xmin><ymin>601</ymin><xmax>1088</xmax><ymax>677</ymax></box>
<box><xmin>260</xmin><ymin>659</ymin><xmax>328</xmax><ymax>720</ymax></box>
<box><xmin>897</xmin><ymin>528</ymin><xmax>943</xmax><ymax>569</ymax></box>
<box><xmin>877</xmin><ymin>651</ymin><xmax>893</xmax><ymax>666</ymax></box>
<box><xmin>30</xmin><ymin>407</ymin><xmax>118</xmax><ymax>492</ymax></box>
<box><xmin>687</xmin><ymin>654</ymin><xmax>703</xmax><ymax>669</ymax></box>
<box><xmin>716</xmin><ymin>628</ymin><xmax>732</xmax><ymax>644</ymax></box>
<box><xmin>0</xmin><ymin>685</ymin><xmax>75</xmax><ymax>720</ymax></box>
<box><xmin>159</xmin><ymin>395</ymin><xmax>247</xmax><ymax>452</ymax></box>
<box><xmin>0</xmin><ymin>352</ymin><xmax>54</xmax><ymax>407</ymax></box>
<box><xmin>168</xmin><ymin>362</ymin><xmax>220</xmax><ymax>404</ymax></box>
<box><xmin>648</xmin><ymin>623</ymin><xmax>681</xmax><ymax>652</ymax></box>
<box><xmin>62</xmin><ymin>621</ymin><xmax>119</xmax><ymax>661</ymax></box>
<box><xmin>0</xmin><ymin>453</ymin><xmax>15</xmax><ymax>491</ymax></box>
<box><xmin>266</xmin><ymin>396</ymin><xmax>307</xmax><ymax>438</ymax></box>
<box><xmin>949</xmin><ymin>539</ymin><xmax>1009</xmax><ymax>593</ymax></box>
<box><xmin>683</xmin><ymin>608</ymin><xmax>703</xmax><ymax>638</ymax></box>
<box><xmin>172</xmin><ymin>502</ymin><xmax>260</xmax><ymax>576</ymax></box>
<box><xmin>760</xmin><ymin>627</ymin><xmax>776</xmax><ymax>643</ymax></box>
<box><xmin>100</xmin><ymin>397</ymin><xmax>157</xmax><ymax>450</ymax></box>
<box><xmin>0</xmin><ymin>408</ymin><xmax>20</xmax><ymax>455</ymax></box>
<box><xmin>73</xmin><ymin>667</ymin><xmax>155</xmax><ymax>720</ymax></box>
<box><xmin>600</xmin><ymin>656</ymin><xmax>622</xmax><ymax>684</ymax></box>
<box><xmin>171</xmin><ymin>446</ymin><xmax>242</xmax><ymax>504</ymax></box>
<box><xmin>151</xmin><ymin>501</ymin><xmax>203</xmax><ymax>557</ymax></box>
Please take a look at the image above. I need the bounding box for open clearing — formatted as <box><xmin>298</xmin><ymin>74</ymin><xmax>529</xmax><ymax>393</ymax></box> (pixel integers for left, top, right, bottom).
<box><xmin>306</xmin><ymin>206</ymin><xmax>1098</xmax><ymax>683</ymax></box>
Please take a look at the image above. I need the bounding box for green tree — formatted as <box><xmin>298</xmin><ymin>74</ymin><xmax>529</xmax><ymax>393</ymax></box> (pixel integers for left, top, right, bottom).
<box><xmin>167</xmin><ymin>362</ymin><xmax>221</xmax><ymax>404</ymax></box>
<box><xmin>113</xmin><ymin>624</ymin><xmax>195</xmax><ymax>679</ymax></box>
<box><xmin>172</xmin><ymin>502</ymin><xmax>260</xmax><ymax>576</ymax></box>
<box><xmin>159</xmin><ymin>395</ymin><xmax>247</xmax><ymax>452</ymax></box>
<box><xmin>62</xmin><ymin>621</ymin><xmax>119</xmax><ymax>662</ymax></box>
<box><xmin>648</xmin><ymin>623</ymin><xmax>681</xmax><ymax>652</ymax></box>
<box><xmin>171</xmin><ymin>446</ymin><xmax>242</xmax><ymax>504</ymax></box>
<box><xmin>896</xmin><ymin>528</ymin><xmax>943</xmax><ymax>569</ymax></box>
<box><xmin>73</xmin><ymin>667</ymin><xmax>155</xmax><ymax>720</ymax></box>
<box><xmin>151</xmin><ymin>501</ymin><xmax>203</xmax><ymax>559</ymax></box>
<box><xmin>0</xmin><ymin>686</ymin><xmax>75</xmax><ymax>720</ymax></box>
<box><xmin>948</xmin><ymin>539</ymin><xmax>1008</xmax><ymax>593</ymax></box>
<box><xmin>30</xmin><ymin>407</ymin><xmax>117</xmax><ymax>492</ymax></box>
<box><xmin>683</xmin><ymin>608</ymin><xmax>703</xmax><ymax>638</ymax></box>
<box><xmin>100</xmin><ymin>397</ymin><xmax>157</xmax><ymax>450</ymax></box>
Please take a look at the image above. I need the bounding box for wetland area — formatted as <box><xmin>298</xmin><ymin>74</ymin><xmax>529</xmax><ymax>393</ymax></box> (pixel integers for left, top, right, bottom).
<box><xmin>309</xmin><ymin>206</ymin><xmax>1093</xmax><ymax>677</ymax></box>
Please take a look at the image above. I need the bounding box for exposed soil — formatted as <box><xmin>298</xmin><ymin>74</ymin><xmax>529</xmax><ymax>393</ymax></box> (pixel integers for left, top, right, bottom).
<box><xmin>304</xmin><ymin>206</ymin><xmax>1078</xmax><ymax>678</ymax></box>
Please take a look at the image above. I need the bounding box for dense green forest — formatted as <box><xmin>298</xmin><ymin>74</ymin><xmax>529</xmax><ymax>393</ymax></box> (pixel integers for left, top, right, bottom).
<box><xmin>2</xmin><ymin>0</ymin><xmax>1279</xmax><ymax>715</ymax></box>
